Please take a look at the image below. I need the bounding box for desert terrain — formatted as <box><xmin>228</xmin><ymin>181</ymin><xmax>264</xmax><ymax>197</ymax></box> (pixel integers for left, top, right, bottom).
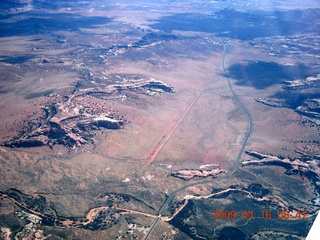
<box><xmin>0</xmin><ymin>0</ymin><xmax>319</xmax><ymax>239</ymax></box>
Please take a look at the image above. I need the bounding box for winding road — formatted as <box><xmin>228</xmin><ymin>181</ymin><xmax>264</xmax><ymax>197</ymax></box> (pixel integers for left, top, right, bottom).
<box><xmin>144</xmin><ymin>39</ymin><xmax>253</xmax><ymax>240</ymax></box>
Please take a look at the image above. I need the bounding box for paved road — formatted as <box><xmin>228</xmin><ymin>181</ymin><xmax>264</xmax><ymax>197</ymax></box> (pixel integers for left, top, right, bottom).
<box><xmin>144</xmin><ymin>39</ymin><xmax>253</xmax><ymax>240</ymax></box>
<box><xmin>219</xmin><ymin>39</ymin><xmax>253</xmax><ymax>177</ymax></box>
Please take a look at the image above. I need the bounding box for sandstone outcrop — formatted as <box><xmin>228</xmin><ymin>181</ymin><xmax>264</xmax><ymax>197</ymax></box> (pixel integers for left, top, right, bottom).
<box><xmin>242</xmin><ymin>150</ymin><xmax>320</xmax><ymax>198</ymax></box>
<box><xmin>282</xmin><ymin>74</ymin><xmax>320</xmax><ymax>91</ymax></box>
<box><xmin>171</xmin><ymin>168</ymin><xmax>225</xmax><ymax>181</ymax></box>
<box><xmin>1</xmin><ymin>75</ymin><xmax>174</xmax><ymax>149</ymax></box>
<box><xmin>254</xmin><ymin>74</ymin><xmax>320</xmax><ymax>125</ymax></box>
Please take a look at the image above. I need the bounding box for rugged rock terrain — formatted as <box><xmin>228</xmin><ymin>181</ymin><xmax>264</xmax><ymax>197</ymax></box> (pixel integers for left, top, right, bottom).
<box><xmin>242</xmin><ymin>150</ymin><xmax>320</xmax><ymax>204</ymax></box>
<box><xmin>254</xmin><ymin>74</ymin><xmax>320</xmax><ymax>125</ymax></box>
<box><xmin>1</xmin><ymin>76</ymin><xmax>174</xmax><ymax>149</ymax></box>
<box><xmin>282</xmin><ymin>74</ymin><xmax>320</xmax><ymax>91</ymax></box>
<box><xmin>171</xmin><ymin>168</ymin><xmax>225</xmax><ymax>181</ymax></box>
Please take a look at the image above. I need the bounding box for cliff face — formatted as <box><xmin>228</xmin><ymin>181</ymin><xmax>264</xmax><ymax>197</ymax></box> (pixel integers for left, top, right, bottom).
<box><xmin>171</xmin><ymin>168</ymin><xmax>225</xmax><ymax>181</ymax></box>
<box><xmin>76</xmin><ymin>78</ymin><xmax>175</xmax><ymax>98</ymax></box>
<box><xmin>3</xmin><ymin>103</ymin><xmax>124</xmax><ymax>149</ymax></box>
<box><xmin>2</xmin><ymin>76</ymin><xmax>174</xmax><ymax>149</ymax></box>
<box><xmin>254</xmin><ymin>74</ymin><xmax>320</xmax><ymax>125</ymax></box>
<box><xmin>242</xmin><ymin>150</ymin><xmax>312</xmax><ymax>171</ymax></box>
<box><xmin>282</xmin><ymin>75</ymin><xmax>320</xmax><ymax>91</ymax></box>
<box><xmin>242</xmin><ymin>150</ymin><xmax>320</xmax><ymax>200</ymax></box>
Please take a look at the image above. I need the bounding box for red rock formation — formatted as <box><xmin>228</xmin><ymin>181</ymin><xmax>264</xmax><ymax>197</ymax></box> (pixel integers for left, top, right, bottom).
<box><xmin>1</xmin><ymin>76</ymin><xmax>174</xmax><ymax>149</ymax></box>
<box><xmin>171</xmin><ymin>168</ymin><xmax>226</xmax><ymax>181</ymax></box>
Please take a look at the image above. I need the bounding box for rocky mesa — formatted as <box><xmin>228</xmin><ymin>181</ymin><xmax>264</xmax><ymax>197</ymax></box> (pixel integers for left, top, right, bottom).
<box><xmin>1</xmin><ymin>76</ymin><xmax>175</xmax><ymax>149</ymax></box>
<box><xmin>171</xmin><ymin>168</ymin><xmax>226</xmax><ymax>181</ymax></box>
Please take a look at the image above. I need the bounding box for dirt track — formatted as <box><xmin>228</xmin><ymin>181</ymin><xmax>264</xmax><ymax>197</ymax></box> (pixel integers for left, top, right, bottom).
<box><xmin>147</xmin><ymin>92</ymin><xmax>202</xmax><ymax>163</ymax></box>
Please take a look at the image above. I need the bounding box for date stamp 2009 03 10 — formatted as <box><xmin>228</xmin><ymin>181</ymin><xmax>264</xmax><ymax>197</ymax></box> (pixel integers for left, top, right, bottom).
<box><xmin>212</xmin><ymin>210</ymin><xmax>307</xmax><ymax>220</ymax></box>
